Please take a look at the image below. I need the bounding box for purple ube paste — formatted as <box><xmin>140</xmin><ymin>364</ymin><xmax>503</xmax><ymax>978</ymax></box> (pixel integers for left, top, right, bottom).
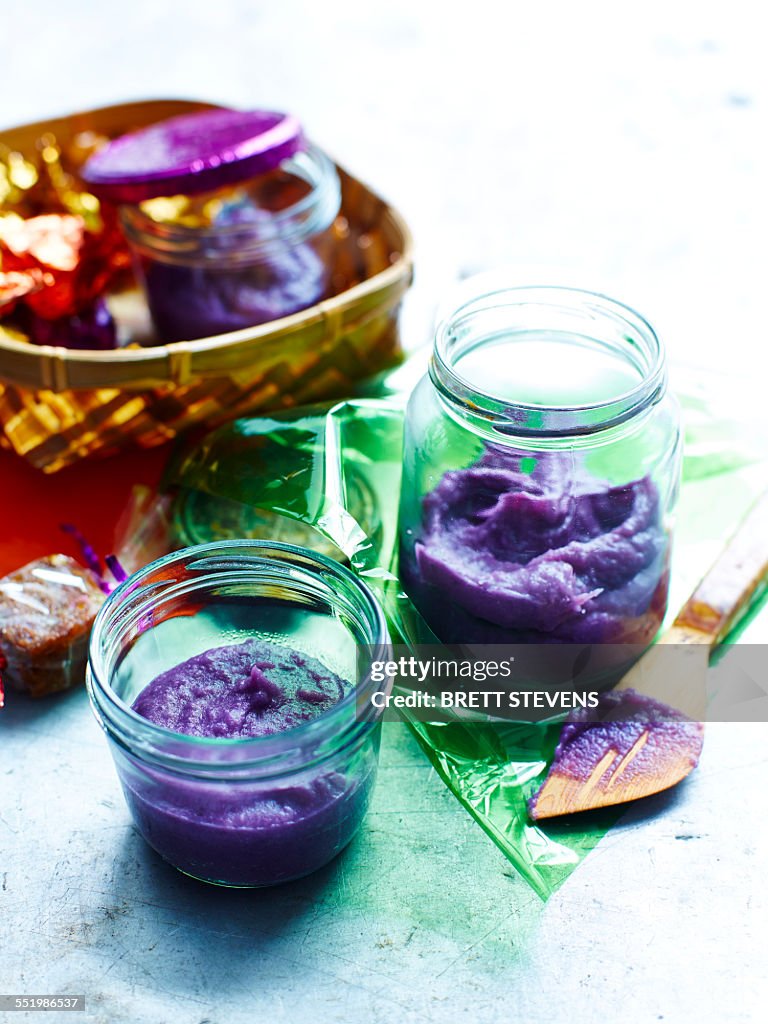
<box><xmin>141</xmin><ymin>203</ymin><xmax>327</xmax><ymax>343</ymax></box>
<box><xmin>402</xmin><ymin>449</ymin><xmax>669</xmax><ymax>644</ymax></box>
<box><xmin>544</xmin><ymin>690</ymin><xmax>703</xmax><ymax>783</ymax></box>
<box><xmin>142</xmin><ymin>243</ymin><xmax>326</xmax><ymax>343</ymax></box>
<box><xmin>125</xmin><ymin>639</ymin><xmax>373</xmax><ymax>886</ymax></box>
<box><xmin>528</xmin><ymin>689</ymin><xmax>704</xmax><ymax>819</ymax></box>
<box><xmin>132</xmin><ymin>638</ymin><xmax>347</xmax><ymax>738</ymax></box>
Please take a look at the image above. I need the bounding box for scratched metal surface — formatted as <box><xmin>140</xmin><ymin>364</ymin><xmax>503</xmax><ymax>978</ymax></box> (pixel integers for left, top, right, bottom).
<box><xmin>2</xmin><ymin>693</ymin><xmax>768</xmax><ymax>1023</ymax></box>
<box><xmin>2</xmin><ymin>2</ymin><xmax>768</xmax><ymax>1022</ymax></box>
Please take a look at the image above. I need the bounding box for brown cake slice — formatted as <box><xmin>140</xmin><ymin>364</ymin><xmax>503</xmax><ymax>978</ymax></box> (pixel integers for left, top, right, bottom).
<box><xmin>0</xmin><ymin>554</ymin><xmax>105</xmax><ymax>698</ymax></box>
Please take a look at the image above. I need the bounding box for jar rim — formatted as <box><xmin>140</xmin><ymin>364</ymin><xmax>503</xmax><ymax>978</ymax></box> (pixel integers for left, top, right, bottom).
<box><xmin>119</xmin><ymin>143</ymin><xmax>341</xmax><ymax>264</ymax></box>
<box><xmin>87</xmin><ymin>539</ymin><xmax>391</xmax><ymax>775</ymax></box>
<box><xmin>431</xmin><ymin>284</ymin><xmax>667</xmax><ymax>438</ymax></box>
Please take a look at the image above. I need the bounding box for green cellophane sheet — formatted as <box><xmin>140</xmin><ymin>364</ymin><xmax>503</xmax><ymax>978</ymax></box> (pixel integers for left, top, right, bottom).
<box><xmin>166</xmin><ymin>365</ymin><xmax>768</xmax><ymax>899</ymax></box>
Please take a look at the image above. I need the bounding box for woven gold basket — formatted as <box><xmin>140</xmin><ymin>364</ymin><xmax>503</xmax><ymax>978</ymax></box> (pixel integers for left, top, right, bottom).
<box><xmin>0</xmin><ymin>99</ymin><xmax>413</xmax><ymax>472</ymax></box>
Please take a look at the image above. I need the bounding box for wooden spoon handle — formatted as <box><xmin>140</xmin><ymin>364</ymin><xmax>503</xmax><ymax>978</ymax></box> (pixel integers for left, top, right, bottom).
<box><xmin>670</xmin><ymin>489</ymin><xmax>768</xmax><ymax>646</ymax></box>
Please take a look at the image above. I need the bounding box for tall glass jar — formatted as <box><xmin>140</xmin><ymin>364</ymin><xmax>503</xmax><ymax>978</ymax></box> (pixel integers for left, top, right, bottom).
<box><xmin>120</xmin><ymin>143</ymin><xmax>341</xmax><ymax>343</ymax></box>
<box><xmin>87</xmin><ymin>541</ymin><xmax>390</xmax><ymax>887</ymax></box>
<box><xmin>398</xmin><ymin>283</ymin><xmax>681</xmax><ymax>648</ymax></box>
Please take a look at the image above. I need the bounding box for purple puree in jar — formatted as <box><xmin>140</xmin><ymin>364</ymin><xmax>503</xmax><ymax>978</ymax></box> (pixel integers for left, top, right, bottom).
<box><xmin>82</xmin><ymin>108</ymin><xmax>334</xmax><ymax>343</ymax></box>
<box><xmin>403</xmin><ymin>449</ymin><xmax>669</xmax><ymax>645</ymax></box>
<box><xmin>126</xmin><ymin>639</ymin><xmax>370</xmax><ymax>886</ymax></box>
<box><xmin>142</xmin><ymin>216</ymin><xmax>326</xmax><ymax>343</ymax></box>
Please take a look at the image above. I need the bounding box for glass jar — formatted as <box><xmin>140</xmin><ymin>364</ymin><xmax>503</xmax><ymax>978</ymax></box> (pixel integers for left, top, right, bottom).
<box><xmin>398</xmin><ymin>283</ymin><xmax>681</xmax><ymax>648</ymax></box>
<box><xmin>120</xmin><ymin>143</ymin><xmax>341</xmax><ymax>343</ymax></box>
<box><xmin>87</xmin><ymin>540</ymin><xmax>390</xmax><ymax>887</ymax></box>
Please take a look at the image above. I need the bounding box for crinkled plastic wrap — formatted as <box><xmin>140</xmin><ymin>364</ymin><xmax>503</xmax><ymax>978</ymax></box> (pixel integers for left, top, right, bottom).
<box><xmin>167</xmin><ymin>364</ymin><xmax>768</xmax><ymax>898</ymax></box>
<box><xmin>113</xmin><ymin>485</ymin><xmax>175</xmax><ymax>576</ymax></box>
<box><xmin>0</xmin><ymin>488</ymin><xmax>173</xmax><ymax>705</ymax></box>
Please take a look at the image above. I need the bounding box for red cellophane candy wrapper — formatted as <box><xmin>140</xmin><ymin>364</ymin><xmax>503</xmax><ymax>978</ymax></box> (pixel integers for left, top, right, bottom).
<box><xmin>0</xmin><ymin>266</ymin><xmax>46</xmax><ymax>312</ymax></box>
<box><xmin>0</xmin><ymin>134</ymin><xmax>131</xmax><ymax>346</ymax></box>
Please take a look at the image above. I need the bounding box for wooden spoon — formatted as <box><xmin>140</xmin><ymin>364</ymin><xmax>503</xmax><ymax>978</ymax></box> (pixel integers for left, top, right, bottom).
<box><xmin>529</xmin><ymin>488</ymin><xmax>768</xmax><ymax>820</ymax></box>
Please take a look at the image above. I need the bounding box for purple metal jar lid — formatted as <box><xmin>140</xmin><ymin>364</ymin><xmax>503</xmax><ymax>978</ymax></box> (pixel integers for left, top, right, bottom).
<box><xmin>81</xmin><ymin>108</ymin><xmax>305</xmax><ymax>204</ymax></box>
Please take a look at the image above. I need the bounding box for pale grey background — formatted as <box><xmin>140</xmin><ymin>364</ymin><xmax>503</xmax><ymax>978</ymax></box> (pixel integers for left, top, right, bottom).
<box><xmin>2</xmin><ymin>2</ymin><xmax>767</xmax><ymax>1022</ymax></box>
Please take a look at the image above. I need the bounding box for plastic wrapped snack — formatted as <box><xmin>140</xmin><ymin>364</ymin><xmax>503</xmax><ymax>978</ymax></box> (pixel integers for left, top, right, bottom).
<box><xmin>0</xmin><ymin>554</ymin><xmax>105</xmax><ymax>698</ymax></box>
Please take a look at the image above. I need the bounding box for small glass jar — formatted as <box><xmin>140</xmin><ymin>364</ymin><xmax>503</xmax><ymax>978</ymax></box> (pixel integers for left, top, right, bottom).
<box><xmin>87</xmin><ymin>540</ymin><xmax>390</xmax><ymax>887</ymax></box>
<box><xmin>120</xmin><ymin>144</ymin><xmax>341</xmax><ymax>343</ymax></box>
<box><xmin>399</xmin><ymin>283</ymin><xmax>681</xmax><ymax>648</ymax></box>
